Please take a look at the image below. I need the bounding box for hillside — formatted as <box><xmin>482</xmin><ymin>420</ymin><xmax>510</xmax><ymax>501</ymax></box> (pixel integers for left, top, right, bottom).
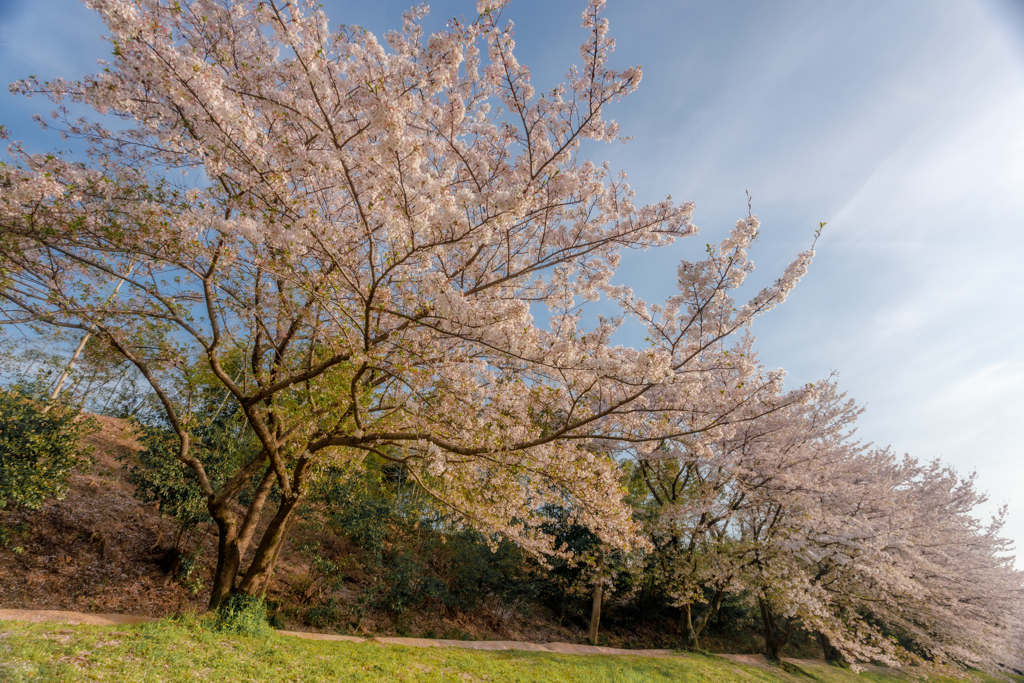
<box><xmin>1</xmin><ymin>416</ymin><xmax>772</xmax><ymax>652</ymax></box>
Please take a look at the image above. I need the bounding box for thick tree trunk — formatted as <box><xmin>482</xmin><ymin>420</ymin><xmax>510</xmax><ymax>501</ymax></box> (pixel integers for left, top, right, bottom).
<box><xmin>819</xmin><ymin>632</ymin><xmax>846</xmax><ymax>666</ymax></box>
<box><xmin>587</xmin><ymin>552</ymin><xmax>605</xmax><ymax>645</ymax></box>
<box><xmin>681</xmin><ymin>603</ymin><xmax>698</xmax><ymax>649</ymax></box>
<box><xmin>758</xmin><ymin>598</ymin><xmax>796</xmax><ymax>662</ymax></box>
<box><xmin>207</xmin><ymin>507</ymin><xmax>241</xmax><ymax>612</ymax></box>
<box><xmin>206</xmin><ymin>467</ymin><xmax>275</xmax><ymax>611</ymax></box>
<box><xmin>206</xmin><ymin>457</ymin><xmax>310</xmax><ymax>608</ymax></box>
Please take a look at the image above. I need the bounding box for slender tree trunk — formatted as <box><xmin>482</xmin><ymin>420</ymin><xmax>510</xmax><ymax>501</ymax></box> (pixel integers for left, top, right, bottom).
<box><xmin>45</xmin><ymin>264</ymin><xmax>133</xmax><ymax>412</ymax></box>
<box><xmin>681</xmin><ymin>589</ymin><xmax>726</xmax><ymax>650</ymax></box>
<box><xmin>236</xmin><ymin>493</ymin><xmax>303</xmax><ymax>596</ymax></box>
<box><xmin>758</xmin><ymin>598</ymin><xmax>796</xmax><ymax>662</ymax></box>
<box><xmin>587</xmin><ymin>552</ymin><xmax>605</xmax><ymax>645</ymax></box>
<box><xmin>44</xmin><ymin>331</ymin><xmax>91</xmax><ymax>411</ymax></box>
<box><xmin>819</xmin><ymin>632</ymin><xmax>846</xmax><ymax>666</ymax></box>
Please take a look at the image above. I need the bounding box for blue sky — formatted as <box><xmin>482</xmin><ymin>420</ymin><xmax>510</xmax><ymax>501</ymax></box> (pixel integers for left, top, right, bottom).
<box><xmin>2</xmin><ymin>0</ymin><xmax>1023</xmax><ymax>551</ymax></box>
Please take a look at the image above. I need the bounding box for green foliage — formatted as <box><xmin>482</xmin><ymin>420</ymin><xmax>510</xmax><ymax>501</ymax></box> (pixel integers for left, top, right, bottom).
<box><xmin>124</xmin><ymin>386</ymin><xmax>262</xmax><ymax>539</ymax></box>
<box><xmin>176</xmin><ymin>548</ymin><xmax>206</xmax><ymax>596</ymax></box>
<box><xmin>326</xmin><ymin>486</ymin><xmax>392</xmax><ymax>560</ymax></box>
<box><xmin>535</xmin><ymin>505</ymin><xmax>604</xmax><ymax>624</ymax></box>
<box><xmin>441</xmin><ymin>529</ymin><xmax>543</xmax><ymax>609</ymax></box>
<box><xmin>378</xmin><ymin>549</ymin><xmax>448</xmax><ymax>614</ymax></box>
<box><xmin>213</xmin><ymin>594</ymin><xmax>275</xmax><ymax>638</ymax></box>
<box><xmin>125</xmin><ymin>425</ymin><xmax>211</xmax><ymax>532</ymax></box>
<box><xmin>0</xmin><ymin>388</ymin><xmax>96</xmax><ymax>511</ymax></box>
<box><xmin>0</xmin><ymin>521</ymin><xmax>29</xmax><ymax>549</ymax></box>
<box><xmin>304</xmin><ymin>599</ymin><xmax>341</xmax><ymax>629</ymax></box>
<box><xmin>307</xmin><ymin>457</ymin><xmax>546</xmax><ymax>617</ymax></box>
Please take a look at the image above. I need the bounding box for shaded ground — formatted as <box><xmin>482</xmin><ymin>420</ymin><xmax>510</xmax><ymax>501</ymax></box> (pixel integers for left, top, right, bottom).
<box><xmin>0</xmin><ymin>416</ymin><xmax>197</xmax><ymax>618</ymax></box>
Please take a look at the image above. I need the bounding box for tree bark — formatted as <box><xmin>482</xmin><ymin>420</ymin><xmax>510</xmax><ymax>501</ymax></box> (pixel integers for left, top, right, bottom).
<box><xmin>758</xmin><ymin>598</ymin><xmax>796</xmax><ymax>662</ymax></box>
<box><xmin>236</xmin><ymin>493</ymin><xmax>303</xmax><ymax>597</ymax></box>
<box><xmin>587</xmin><ymin>552</ymin><xmax>605</xmax><ymax>646</ymax></box>
<box><xmin>681</xmin><ymin>588</ymin><xmax>726</xmax><ymax>650</ymax></box>
<box><xmin>681</xmin><ymin>603</ymin><xmax>697</xmax><ymax>649</ymax></box>
<box><xmin>207</xmin><ymin>506</ymin><xmax>241</xmax><ymax>611</ymax></box>
<box><xmin>819</xmin><ymin>632</ymin><xmax>846</xmax><ymax>666</ymax></box>
<box><xmin>205</xmin><ymin>454</ymin><xmax>309</xmax><ymax>609</ymax></box>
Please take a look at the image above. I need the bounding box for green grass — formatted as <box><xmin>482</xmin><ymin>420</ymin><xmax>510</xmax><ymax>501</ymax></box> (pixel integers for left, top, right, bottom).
<box><xmin>0</xmin><ymin>618</ymin><xmax>1021</xmax><ymax>683</ymax></box>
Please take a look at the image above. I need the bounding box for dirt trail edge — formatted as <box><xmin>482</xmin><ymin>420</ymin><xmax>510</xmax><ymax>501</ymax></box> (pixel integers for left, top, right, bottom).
<box><xmin>0</xmin><ymin>608</ymin><xmax>675</xmax><ymax>657</ymax></box>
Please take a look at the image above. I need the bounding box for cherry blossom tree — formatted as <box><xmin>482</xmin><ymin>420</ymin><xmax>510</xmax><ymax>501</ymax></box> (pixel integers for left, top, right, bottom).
<box><xmin>633</xmin><ymin>373</ymin><xmax>858</xmax><ymax>650</ymax></box>
<box><xmin>0</xmin><ymin>0</ymin><xmax>814</xmax><ymax>610</ymax></box>
<box><xmin>635</xmin><ymin>370</ymin><xmax>1023</xmax><ymax>670</ymax></box>
<box><xmin>732</xmin><ymin>428</ymin><xmax>1024</xmax><ymax>669</ymax></box>
<box><xmin>802</xmin><ymin>457</ymin><xmax>1024</xmax><ymax>671</ymax></box>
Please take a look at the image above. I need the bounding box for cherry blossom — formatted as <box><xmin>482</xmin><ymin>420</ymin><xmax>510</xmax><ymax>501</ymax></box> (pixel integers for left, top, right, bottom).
<box><xmin>1</xmin><ymin>0</ymin><xmax>812</xmax><ymax>609</ymax></box>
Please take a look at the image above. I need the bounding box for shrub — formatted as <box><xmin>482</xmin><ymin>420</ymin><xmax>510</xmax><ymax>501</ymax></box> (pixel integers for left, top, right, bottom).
<box><xmin>124</xmin><ymin>387</ymin><xmax>262</xmax><ymax>544</ymax></box>
<box><xmin>0</xmin><ymin>388</ymin><xmax>95</xmax><ymax>512</ymax></box>
<box><xmin>304</xmin><ymin>599</ymin><xmax>341</xmax><ymax>628</ymax></box>
<box><xmin>214</xmin><ymin>594</ymin><xmax>274</xmax><ymax>637</ymax></box>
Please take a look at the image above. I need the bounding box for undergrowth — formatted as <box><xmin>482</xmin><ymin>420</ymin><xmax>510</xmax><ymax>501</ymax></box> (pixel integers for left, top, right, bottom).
<box><xmin>213</xmin><ymin>594</ymin><xmax>273</xmax><ymax>637</ymax></box>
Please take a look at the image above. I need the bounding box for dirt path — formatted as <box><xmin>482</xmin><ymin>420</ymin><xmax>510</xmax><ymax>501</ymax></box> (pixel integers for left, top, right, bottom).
<box><xmin>0</xmin><ymin>608</ymin><xmax>675</xmax><ymax>657</ymax></box>
<box><xmin>0</xmin><ymin>608</ymin><xmax>158</xmax><ymax>626</ymax></box>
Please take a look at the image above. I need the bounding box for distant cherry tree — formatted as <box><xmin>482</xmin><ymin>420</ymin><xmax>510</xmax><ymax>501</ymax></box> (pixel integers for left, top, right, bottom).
<box><xmin>638</xmin><ymin>375</ymin><xmax>1023</xmax><ymax>671</ymax></box>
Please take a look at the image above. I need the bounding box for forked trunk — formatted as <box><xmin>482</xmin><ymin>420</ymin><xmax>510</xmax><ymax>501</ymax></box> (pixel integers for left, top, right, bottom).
<box><xmin>759</xmin><ymin>598</ymin><xmax>796</xmax><ymax>662</ymax></box>
<box><xmin>680</xmin><ymin>589</ymin><xmax>726</xmax><ymax>650</ymax></box>
<box><xmin>206</xmin><ymin>466</ymin><xmax>277</xmax><ymax>611</ymax></box>
<box><xmin>236</xmin><ymin>493</ymin><xmax>303</xmax><ymax>597</ymax></box>
<box><xmin>819</xmin><ymin>632</ymin><xmax>846</xmax><ymax>666</ymax></box>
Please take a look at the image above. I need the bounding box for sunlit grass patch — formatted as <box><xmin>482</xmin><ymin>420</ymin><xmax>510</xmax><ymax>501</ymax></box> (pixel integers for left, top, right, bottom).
<box><xmin>1</xmin><ymin>618</ymin><xmax>1021</xmax><ymax>683</ymax></box>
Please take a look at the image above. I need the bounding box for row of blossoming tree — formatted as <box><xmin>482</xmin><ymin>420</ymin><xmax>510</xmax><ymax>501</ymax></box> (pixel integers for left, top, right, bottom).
<box><xmin>0</xmin><ymin>0</ymin><xmax>1020</xmax><ymax>671</ymax></box>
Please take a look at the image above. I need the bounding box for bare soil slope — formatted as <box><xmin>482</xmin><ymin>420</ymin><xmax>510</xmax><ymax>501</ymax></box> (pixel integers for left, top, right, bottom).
<box><xmin>0</xmin><ymin>416</ymin><xmax>195</xmax><ymax>617</ymax></box>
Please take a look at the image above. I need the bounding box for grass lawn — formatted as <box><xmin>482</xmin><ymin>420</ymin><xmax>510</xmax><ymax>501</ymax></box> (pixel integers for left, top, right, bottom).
<box><xmin>1</xmin><ymin>618</ymin><xmax>1021</xmax><ymax>683</ymax></box>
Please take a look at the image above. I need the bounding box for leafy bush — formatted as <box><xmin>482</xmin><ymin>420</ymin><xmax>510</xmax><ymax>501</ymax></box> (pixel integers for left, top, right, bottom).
<box><xmin>175</xmin><ymin>548</ymin><xmax>206</xmax><ymax>595</ymax></box>
<box><xmin>379</xmin><ymin>550</ymin><xmax>447</xmax><ymax>613</ymax></box>
<box><xmin>0</xmin><ymin>388</ymin><xmax>96</xmax><ymax>511</ymax></box>
<box><xmin>214</xmin><ymin>593</ymin><xmax>275</xmax><ymax>637</ymax></box>
<box><xmin>126</xmin><ymin>425</ymin><xmax>211</xmax><ymax>533</ymax></box>
<box><xmin>534</xmin><ymin>505</ymin><xmax>603</xmax><ymax>624</ymax></box>
<box><xmin>304</xmin><ymin>599</ymin><xmax>341</xmax><ymax>628</ymax></box>
<box><xmin>307</xmin><ymin>457</ymin><xmax>548</xmax><ymax>617</ymax></box>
